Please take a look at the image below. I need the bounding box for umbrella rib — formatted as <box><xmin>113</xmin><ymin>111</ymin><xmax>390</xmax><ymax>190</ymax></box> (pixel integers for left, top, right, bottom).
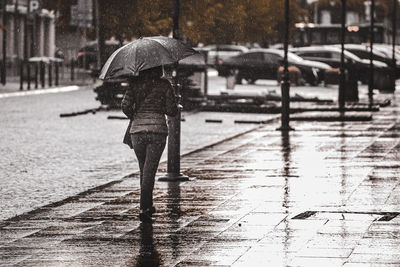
<box><xmin>154</xmin><ymin>40</ymin><xmax>178</xmax><ymax>61</ymax></box>
<box><xmin>99</xmin><ymin>43</ymin><xmax>130</xmax><ymax>79</ymax></box>
<box><xmin>100</xmin><ymin>36</ymin><xmax>196</xmax><ymax>80</ymax></box>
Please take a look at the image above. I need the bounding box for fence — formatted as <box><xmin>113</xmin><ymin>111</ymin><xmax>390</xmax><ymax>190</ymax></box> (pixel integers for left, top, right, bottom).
<box><xmin>1</xmin><ymin>59</ymin><xmax>95</xmax><ymax>90</ymax></box>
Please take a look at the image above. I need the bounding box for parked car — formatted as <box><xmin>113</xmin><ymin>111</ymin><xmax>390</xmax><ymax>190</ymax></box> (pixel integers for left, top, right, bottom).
<box><xmin>216</xmin><ymin>48</ymin><xmax>331</xmax><ymax>85</ymax></box>
<box><xmin>290</xmin><ymin>45</ymin><xmax>388</xmax><ymax>84</ymax></box>
<box><xmin>77</xmin><ymin>41</ymin><xmax>121</xmax><ymax>69</ymax></box>
<box><xmin>366</xmin><ymin>43</ymin><xmax>400</xmax><ymax>60</ymax></box>
<box><xmin>350</xmin><ymin>43</ymin><xmax>400</xmax><ymax>79</ymax></box>
<box><xmin>197</xmin><ymin>44</ymin><xmax>248</xmax><ymax>66</ymax></box>
<box><xmin>333</xmin><ymin>44</ymin><xmax>400</xmax><ymax>78</ymax></box>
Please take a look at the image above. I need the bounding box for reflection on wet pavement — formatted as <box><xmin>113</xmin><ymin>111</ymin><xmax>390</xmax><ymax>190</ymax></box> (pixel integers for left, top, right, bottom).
<box><xmin>0</xmin><ymin>92</ymin><xmax>399</xmax><ymax>266</ymax></box>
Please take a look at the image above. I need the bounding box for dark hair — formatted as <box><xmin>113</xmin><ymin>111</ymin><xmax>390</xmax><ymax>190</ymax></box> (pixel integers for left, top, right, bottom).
<box><xmin>139</xmin><ymin>66</ymin><xmax>163</xmax><ymax>78</ymax></box>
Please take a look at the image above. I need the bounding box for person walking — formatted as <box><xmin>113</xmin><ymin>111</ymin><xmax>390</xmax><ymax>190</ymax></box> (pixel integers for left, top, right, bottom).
<box><xmin>121</xmin><ymin>66</ymin><xmax>178</xmax><ymax>221</ymax></box>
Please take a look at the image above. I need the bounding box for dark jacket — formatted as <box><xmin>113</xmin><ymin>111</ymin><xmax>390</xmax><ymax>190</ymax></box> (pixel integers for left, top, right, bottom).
<box><xmin>121</xmin><ymin>77</ymin><xmax>178</xmax><ymax>136</ymax></box>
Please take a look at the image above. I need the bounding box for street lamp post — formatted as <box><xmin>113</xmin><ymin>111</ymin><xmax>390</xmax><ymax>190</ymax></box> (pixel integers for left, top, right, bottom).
<box><xmin>159</xmin><ymin>0</ymin><xmax>189</xmax><ymax>182</ymax></box>
<box><xmin>94</xmin><ymin>0</ymin><xmax>101</xmax><ymax>71</ymax></box>
<box><xmin>1</xmin><ymin>0</ymin><xmax>7</xmax><ymax>85</ymax></box>
<box><xmin>277</xmin><ymin>0</ymin><xmax>293</xmax><ymax>131</ymax></box>
<box><xmin>392</xmin><ymin>0</ymin><xmax>397</xmax><ymax>91</ymax></box>
<box><xmin>368</xmin><ymin>0</ymin><xmax>375</xmax><ymax>106</ymax></box>
<box><xmin>24</xmin><ymin>0</ymin><xmax>31</xmax><ymax>90</ymax></box>
<box><xmin>339</xmin><ymin>0</ymin><xmax>347</xmax><ymax>113</ymax></box>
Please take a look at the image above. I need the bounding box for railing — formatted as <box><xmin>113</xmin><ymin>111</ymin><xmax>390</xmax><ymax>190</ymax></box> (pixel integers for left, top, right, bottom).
<box><xmin>0</xmin><ymin>58</ymin><xmax>96</xmax><ymax>89</ymax></box>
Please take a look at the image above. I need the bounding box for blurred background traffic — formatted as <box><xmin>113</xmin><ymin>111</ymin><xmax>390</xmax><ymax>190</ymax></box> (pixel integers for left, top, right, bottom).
<box><xmin>0</xmin><ymin>0</ymin><xmax>399</xmax><ymax>107</ymax></box>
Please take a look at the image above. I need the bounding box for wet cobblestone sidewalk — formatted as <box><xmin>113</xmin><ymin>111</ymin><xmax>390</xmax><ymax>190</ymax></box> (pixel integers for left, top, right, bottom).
<box><xmin>1</xmin><ymin>91</ymin><xmax>400</xmax><ymax>266</ymax></box>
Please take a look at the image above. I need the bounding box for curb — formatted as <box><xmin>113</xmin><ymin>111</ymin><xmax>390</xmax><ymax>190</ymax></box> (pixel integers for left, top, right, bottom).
<box><xmin>0</xmin><ymin>85</ymin><xmax>83</xmax><ymax>99</ymax></box>
<box><xmin>1</xmin><ymin>115</ymin><xmax>280</xmax><ymax>223</ymax></box>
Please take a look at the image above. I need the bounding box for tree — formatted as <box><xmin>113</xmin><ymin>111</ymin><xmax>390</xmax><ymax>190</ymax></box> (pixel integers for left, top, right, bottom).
<box><xmin>43</xmin><ymin>0</ymin><xmax>306</xmax><ymax>46</ymax></box>
<box><xmin>180</xmin><ymin>0</ymin><xmax>304</xmax><ymax>45</ymax></box>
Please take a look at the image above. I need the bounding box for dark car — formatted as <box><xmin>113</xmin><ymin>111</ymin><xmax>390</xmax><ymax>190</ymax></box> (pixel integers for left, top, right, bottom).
<box><xmin>290</xmin><ymin>46</ymin><xmax>388</xmax><ymax>84</ymax></box>
<box><xmin>216</xmin><ymin>48</ymin><xmax>331</xmax><ymax>85</ymax></box>
<box><xmin>335</xmin><ymin>44</ymin><xmax>400</xmax><ymax>78</ymax></box>
<box><xmin>77</xmin><ymin>41</ymin><xmax>121</xmax><ymax>69</ymax></box>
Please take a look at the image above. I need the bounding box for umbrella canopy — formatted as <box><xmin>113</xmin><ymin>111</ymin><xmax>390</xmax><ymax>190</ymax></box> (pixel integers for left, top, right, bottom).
<box><xmin>99</xmin><ymin>36</ymin><xmax>197</xmax><ymax>80</ymax></box>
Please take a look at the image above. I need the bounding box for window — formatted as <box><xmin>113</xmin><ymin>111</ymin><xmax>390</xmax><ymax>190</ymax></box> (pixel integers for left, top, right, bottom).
<box><xmin>264</xmin><ymin>53</ymin><xmax>281</xmax><ymax>64</ymax></box>
<box><xmin>242</xmin><ymin>52</ymin><xmax>263</xmax><ymax>63</ymax></box>
<box><xmin>331</xmin><ymin>52</ymin><xmax>341</xmax><ymax>60</ymax></box>
<box><xmin>297</xmin><ymin>51</ymin><xmax>330</xmax><ymax>58</ymax></box>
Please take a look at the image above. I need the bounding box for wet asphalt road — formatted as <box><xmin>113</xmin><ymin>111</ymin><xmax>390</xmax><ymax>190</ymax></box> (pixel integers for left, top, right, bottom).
<box><xmin>0</xmin><ymin>79</ymin><xmax>281</xmax><ymax>221</ymax></box>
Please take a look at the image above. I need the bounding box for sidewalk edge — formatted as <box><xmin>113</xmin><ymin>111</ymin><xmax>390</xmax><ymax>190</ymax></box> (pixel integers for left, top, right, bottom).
<box><xmin>1</xmin><ymin>116</ymin><xmax>280</xmax><ymax>224</ymax></box>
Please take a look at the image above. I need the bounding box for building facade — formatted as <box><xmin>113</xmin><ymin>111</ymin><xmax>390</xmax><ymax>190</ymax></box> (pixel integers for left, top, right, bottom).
<box><xmin>55</xmin><ymin>0</ymin><xmax>93</xmax><ymax>63</ymax></box>
<box><xmin>0</xmin><ymin>0</ymin><xmax>55</xmax><ymax>76</ymax></box>
<box><xmin>294</xmin><ymin>0</ymin><xmax>400</xmax><ymax>46</ymax></box>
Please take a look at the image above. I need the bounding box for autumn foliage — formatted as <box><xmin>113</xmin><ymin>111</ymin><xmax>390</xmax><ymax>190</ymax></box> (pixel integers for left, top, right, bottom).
<box><xmin>43</xmin><ymin>0</ymin><xmax>306</xmax><ymax>45</ymax></box>
<box><xmin>43</xmin><ymin>0</ymin><xmax>393</xmax><ymax>45</ymax></box>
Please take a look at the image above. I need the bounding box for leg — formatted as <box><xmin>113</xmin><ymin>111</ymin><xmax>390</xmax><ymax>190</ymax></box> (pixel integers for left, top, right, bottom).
<box><xmin>131</xmin><ymin>133</ymin><xmax>146</xmax><ymax>184</ymax></box>
<box><xmin>140</xmin><ymin>133</ymin><xmax>166</xmax><ymax>210</ymax></box>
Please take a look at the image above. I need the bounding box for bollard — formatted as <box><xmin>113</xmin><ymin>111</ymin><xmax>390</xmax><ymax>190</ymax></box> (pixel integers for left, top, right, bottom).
<box><xmin>0</xmin><ymin>60</ymin><xmax>5</xmax><ymax>85</ymax></box>
<box><xmin>34</xmin><ymin>63</ymin><xmax>39</xmax><ymax>89</ymax></box>
<box><xmin>40</xmin><ymin>61</ymin><xmax>45</xmax><ymax>88</ymax></box>
<box><xmin>27</xmin><ymin>62</ymin><xmax>31</xmax><ymax>90</ymax></box>
<box><xmin>55</xmin><ymin>62</ymin><xmax>59</xmax><ymax>86</ymax></box>
<box><xmin>158</xmin><ymin>69</ymin><xmax>189</xmax><ymax>182</ymax></box>
<box><xmin>48</xmin><ymin>62</ymin><xmax>52</xmax><ymax>87</ymax></box>
<box><xmin>70</xmin><ymin>59</ymin><xmax>75</xmax><ymax>81</ymax></box>
<box><xmin>19</xmin><ymin>62</ymin><xmax>24</xmax><ymax>91</ymax></box>
<box><xmin>203</xmin><ymin>50</ymin><xmax>208</xmax><ymax>96</ymax></box>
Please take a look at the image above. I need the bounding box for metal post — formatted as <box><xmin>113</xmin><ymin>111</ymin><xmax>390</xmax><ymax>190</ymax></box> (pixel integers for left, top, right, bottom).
<box><xmin>55</xmin><ymin>62</ymin><xmax>59</xmax><ymax>86</ymax></box>
<box><xmin>30</xmin><ymin>3</ymin><xmax>35</xmax><ymax>58</ymax></box>
<box><xmin>27</xmin><ymin>62</ymin><xmax>31</xmax><ymax>89</ymax></box>
<box><xmin>83</xmin><ymin>27</ymin><xmax>87</xmax><ymax>70</ymax></box>
<box><xmin>1</xmin><ymin>0</ymin><xmax>7</xmax><ymax>85</ymax></box>
<box><xmin>15</xmin><ymin>0</ymin><xmax>20</xmax><ymax>82</ymax></box>
<box><xmin>34</xmin><ymin>62</ymin><xmax>38</xmax><ymax>89</ymax></box>
<box><xmin>40</xmin><ymin>61</ymin><xmax>45</xmax><ymax>88</ymax></box>
<box><xmin>94</xmin><ymin>0</ymin><xmax>101</xmax><ymax>70</ymax></box>
<box><xmin>14</xmin><ymin>0</ymin><xmax>19</xmax><ymax>62</ymax></box>
<box><xmin>339</xmin><ymin>0</ymin><xmax>346</xmax><ymax>113</ymax></box>
<box><xmin>24</xmin><ymin>0</ymin><xmax>31</xmax><ymax>90</ymax></box>
<box><xmin>204</xmin><ymin>50</ymin><xmax>208</xmax><ymax>96</ymax></box>
<box><xmin>392</xmin><ymin>0</ymin><xmax>397</xmax><ymax>91</ymax></box>
<box><xmin>19</xmin><ymin>61</ymin><xmax>23</xmax><ymax>90</ymax></box>
<box><xmin>71</xmin><ymin>59</ymin><xmax>75</xmax><ymax>81</ymax></box>
<box><xmin>23</xmin><ymin>0</ymin><xmax>28</xmax><ymax>60</ymax></box>
<box><xmin>159</xmin><ymin>0</ymin><xmax>189</xmax><ymax>182</ymax></box>
<box><xmin>368</xmin><ymin>0</ymin><xmax>375</xmax><ymax>105</ymax></box>
<box><xmin>277</xmin><ymin>0</ymin><xmax>293</xmax><ymax>131</ymax></box>
<box><xmin>48</xmin><ymin>62</ymin><xmax>52</xmax><ymax>87</ymax></box>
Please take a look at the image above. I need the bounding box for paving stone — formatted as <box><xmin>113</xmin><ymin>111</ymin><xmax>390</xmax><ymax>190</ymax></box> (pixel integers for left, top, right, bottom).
<box><xmin>1</xmin><ymin>89</ymin><xmax>400</xmax><ymax>266</ymax></box>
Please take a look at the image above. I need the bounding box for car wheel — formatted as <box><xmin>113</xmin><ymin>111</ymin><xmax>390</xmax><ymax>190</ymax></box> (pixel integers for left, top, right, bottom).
<box><xmin>308</xmin><ymin>78</ymin><xmax>318</xmax><ymax>86</ymax></box>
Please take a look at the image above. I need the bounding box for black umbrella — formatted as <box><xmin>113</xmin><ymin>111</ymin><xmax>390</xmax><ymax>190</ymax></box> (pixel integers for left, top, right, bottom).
<box><xmin>99</xmin><ymin>36</ymin><xmax>197</xmax><ymax>80</ymax></box>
